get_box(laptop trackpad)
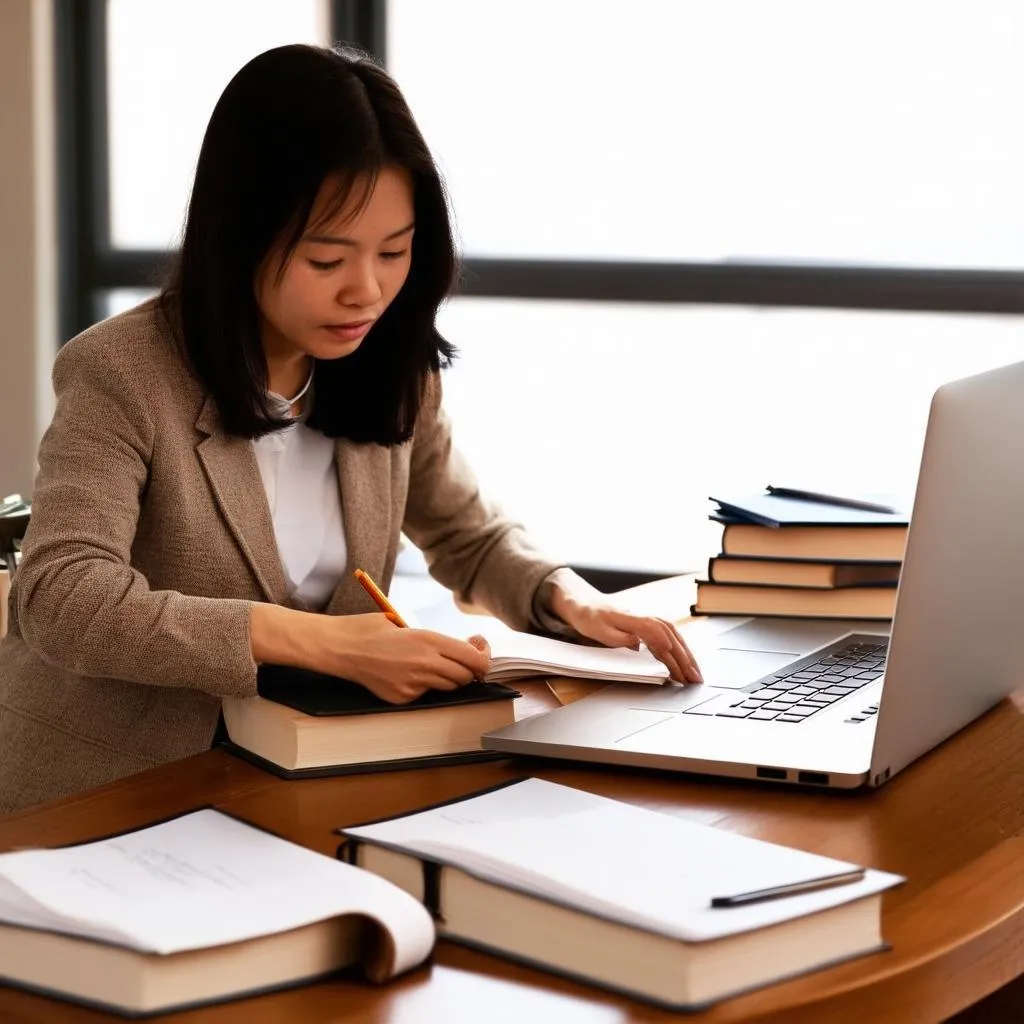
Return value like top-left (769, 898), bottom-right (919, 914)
top-left (692, 648), bottom-right (798, 689)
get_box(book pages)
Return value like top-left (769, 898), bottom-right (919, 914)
top-left (0, 809), bottom-right (434, 972)
top-left (415, 605), bottom-right (670, 683)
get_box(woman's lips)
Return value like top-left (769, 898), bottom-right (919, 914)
top-left (323, 320), bottom-right (373, 342)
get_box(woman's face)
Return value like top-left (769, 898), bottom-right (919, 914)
top-left (256, 165), bottom-right (415, 364)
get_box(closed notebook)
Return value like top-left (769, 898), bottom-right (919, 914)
top-left (710, 492), bottom-right (909, 529)
top-left (337, 778), bottom-right (903, 1011)
top-left (221, 666), bottom-right (518, 778)
top-left (692, 581), bottom-right (898, 619)
top-left (707, 555), bottom-right (902, 589)
top-left (0, 808), bottom-right (434, 1017)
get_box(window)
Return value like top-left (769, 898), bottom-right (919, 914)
top-left (59, 1), bottom-right (1024, 580)
top-left (388, 0), bottom-right (1024, 269)
top-left (107, 0), bottom-right (329, 249)
top-left (438, 299), bottom-right (1023, 570)
top-left (57, 0), bottom-right (334, 331)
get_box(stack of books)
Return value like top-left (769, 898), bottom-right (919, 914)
top-left (692, 487), bottom-right (909, 620)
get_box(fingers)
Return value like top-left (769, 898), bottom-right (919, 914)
top-left (387, 671), bottom-right (465, 699)
top-left (430, 631), bottom-right (492, 679)
top-left (467, 634), bottom-right (491, 658)
top-left (610, 613), bottom-right (703, 684)
top-left (419, 674), bottom-right (464, 691)
top-left (376, 683), bottom-right (430, 704)
top-left (432, 659), bottom-right (479, 686)
top-left (575, 609), bottom-right (638, 649)
top-left (567, 607), bottom-right (701, 683)
top-left (648, 618), bottom-right (703, 684)
top-left (348, 623), bottom-right (489, 703)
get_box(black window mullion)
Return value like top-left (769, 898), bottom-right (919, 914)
top-left (330, 0), bottom-right (386, 62)
top-left (92, 248), bottom-right (1024, 316)
top-left (55, 0), bottom-right (112, 341)
top-left (460, 258), bottom-right (1024, 314)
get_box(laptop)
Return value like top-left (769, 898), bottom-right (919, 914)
top-left (483, 359), bottom-right (1024, 789)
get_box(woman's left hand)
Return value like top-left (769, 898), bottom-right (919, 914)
top-left (544, 569), bottom-right (703, 684)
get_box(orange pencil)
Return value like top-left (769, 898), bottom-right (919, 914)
top-left (354, 568), bottom-right (409, 628)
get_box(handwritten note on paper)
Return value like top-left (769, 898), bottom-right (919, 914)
top-left (0, 809), bottom-right (435, 966)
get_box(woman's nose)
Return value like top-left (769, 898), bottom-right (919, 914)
top-left (336, 261), bottom-right (382, 307)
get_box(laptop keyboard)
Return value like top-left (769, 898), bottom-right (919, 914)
top-left (688, 637), bottom-right (888, 724)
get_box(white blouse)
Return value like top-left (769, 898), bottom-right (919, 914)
top-left (251, 374), bottom-right (347, 611)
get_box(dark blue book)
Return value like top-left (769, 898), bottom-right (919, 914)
top-left (710, 492), bottom-right (909, 530)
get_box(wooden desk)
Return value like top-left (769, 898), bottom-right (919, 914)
top-left (0, 679), bottom-right (1023, 1023)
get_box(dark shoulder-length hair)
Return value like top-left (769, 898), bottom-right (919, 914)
top-left (160, 44), bottom-right (458, 444)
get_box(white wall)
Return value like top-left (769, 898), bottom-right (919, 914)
top-left (0, 0), bottom-right (57, 498)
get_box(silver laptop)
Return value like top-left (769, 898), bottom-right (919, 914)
top-left (484, 359), bottom-right (1024, 789)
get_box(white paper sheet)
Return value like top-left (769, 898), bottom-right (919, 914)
top-left (0, 809), bottom-right (434, 970)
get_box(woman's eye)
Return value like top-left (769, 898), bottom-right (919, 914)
top-left (380, 249), bottom-right (408, 261)
top-left (308, 258), bottom-right (343, 271)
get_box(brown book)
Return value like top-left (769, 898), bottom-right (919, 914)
top-left (0, 809), bottom-right (435, 1016)
top-left (719, 521), bottom-right (907, 562)
top-left (692, 581), bottom-right (897, 619)
top-left (222, 667), bottom-right (518, 776)
top-left (708, 556), bottom-right (901, 589)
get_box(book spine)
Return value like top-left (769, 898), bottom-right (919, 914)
top-left (713, 504), bottom-right (780, 529)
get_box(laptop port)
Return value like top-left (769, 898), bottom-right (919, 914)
top-left (756, 766), bottom-right (788, 780)
top-left (797, 771), bottom-right (830, 786)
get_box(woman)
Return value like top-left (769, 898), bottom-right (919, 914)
top-left (0, 44), bottom-right (700, 812)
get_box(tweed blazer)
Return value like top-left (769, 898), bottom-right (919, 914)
top-left (0, 301), bottom-right (561, 812)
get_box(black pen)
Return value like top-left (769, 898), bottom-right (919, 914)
top-left (765, 486), bottom-right (898, 515)
top-left (710, 868), bottom-right (866, 908)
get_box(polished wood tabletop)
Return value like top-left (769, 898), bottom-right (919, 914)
top-left (0, 677), bottom-right (1023, 1023)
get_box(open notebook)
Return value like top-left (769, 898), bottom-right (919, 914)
top-left (414, 605), bottom-right (670, 684)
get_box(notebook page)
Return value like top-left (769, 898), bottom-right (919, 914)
top-left (413, 607), bottom-right (669, 683)
top-left (345, 779), bottom-right (902, 942)
top-left (0, 809), bottom-right (434, 967)
top-left (484, 631), bottom-right (669, 682)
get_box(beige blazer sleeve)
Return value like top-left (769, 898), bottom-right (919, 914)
top-left (15, 341), bottom-right (256, 695)
top-left (401, 374), bottom-right (566, 632)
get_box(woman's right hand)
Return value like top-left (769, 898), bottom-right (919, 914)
top-left (314, 613), bottom-right (492, 704)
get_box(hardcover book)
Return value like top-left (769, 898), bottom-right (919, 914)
top-left (715, 518), bottom-right (907, 562)
top-left (221, 666), bottom-right (519, 777)
top-left (0, 809), bottom-right (434, 1017)
top-left (337, 778), bottom-right (903, 1010)
top-left (707, 555), bottom-right (902, 589)
top-left (692, 580), bottom-right (897, 620)
top-left (710, 491), bottom-right (908, 529)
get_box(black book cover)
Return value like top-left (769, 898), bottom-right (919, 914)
top-left (257, 664), bottom-right (519, 717)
